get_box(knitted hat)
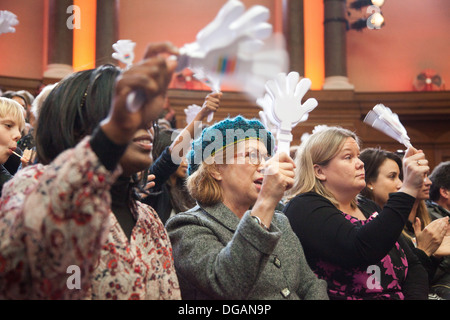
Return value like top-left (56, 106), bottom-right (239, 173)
top-left (187, 115), bottom-right (274, 175)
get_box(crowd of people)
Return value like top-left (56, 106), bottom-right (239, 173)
top-left (0, 41), bottom-right (449, 300)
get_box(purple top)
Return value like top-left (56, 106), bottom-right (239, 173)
top-left (284, 192), bottom-right (429, 300)
top-left (314, 212), bottom-right (407, 300)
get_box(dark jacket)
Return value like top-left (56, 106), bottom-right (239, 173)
top-left (141, 146), bottom-right (179, 224)
top-left (0, 165), bottom-right (13, 198)
top-left (426, 200), bottom-right (450, 299)
top-left (426, 200), bottom-right (450, 220)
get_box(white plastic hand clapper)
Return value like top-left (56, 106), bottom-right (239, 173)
top-left (112, 40), bottom-right (136, 69)
top-left (112, 40), bottom-right (146, 113)
top-left (0, 10), bottom-right (19, 35)
top-left (263, 72), bottom-right (318, 154)
top-left (176, 0), bottom-right (274, 93)
top-left (364, 104), bottom-right (412, 149)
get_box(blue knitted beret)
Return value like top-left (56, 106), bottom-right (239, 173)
top-left (187, 115), bottom-right (274, 175)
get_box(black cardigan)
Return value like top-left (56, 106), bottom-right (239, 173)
top-left (284, 192), bottom-right (429, 299)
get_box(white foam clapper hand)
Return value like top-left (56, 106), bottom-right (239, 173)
top-left (112, 40), bottom-right (145, 113)
top-left (0, 10), bottom-right (19, 35)
top-left (184, 104), bottom-right (214, 125)
top-left (176, 0), bottom-right (273, 92)
top-left (236, 34), bottom-right (289, 100)
top-left (112, 40), bottom-right (136, 69)
top-left (184, 105), bottom-right (201, 124)
top-left (372, 104), bottom-right (412, 148)
top-left (264, 72), bottom-right (318, 154)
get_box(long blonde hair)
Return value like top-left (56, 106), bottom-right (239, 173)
top-left (285, 126), bottom-right (360, 209)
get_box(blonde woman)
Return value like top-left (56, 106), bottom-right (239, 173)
top-left (284, 126), bottom-right (430, 299)
top-left (166, 116), bottom-right (328, 300)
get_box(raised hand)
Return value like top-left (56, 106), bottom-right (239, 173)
top-left (400, 147), bottom-right (430, 198)
top-left (198, 91), bottom-right (222, 122)
top-left (20, 148), bottom-right (35, 167)
top-left (414, 216), bottom-right (449, 256)
top-left (112, 41), bottom-right (179, 113)
top-left (101, 42), bottom-right (178, 146)
top-left (184, 92), bottom-right (222, 124)
top-left (260, 152), bottom-right (295, 197)
top-left (139, 174), bottom-right (156, 198)
top-left (251, 151), bottom-right (295, 228)
top-left (434, 236), bottom-right (450, 257)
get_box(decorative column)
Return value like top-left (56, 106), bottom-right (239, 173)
top-left (95, 0), bottom-right (119, 66)
top-left (283, 0), bottom-right (305, 76)
top-left (322, 0), bottom-right (354, 90)
top-left (44, 0), bottom-right (74, 79)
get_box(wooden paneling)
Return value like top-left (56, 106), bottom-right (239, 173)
top-left (167, 89), bottom-right (450, 170)
top-left (0, 76), bottom-right (43, 96)
top-left (2, 75), bottom-right (449, 169)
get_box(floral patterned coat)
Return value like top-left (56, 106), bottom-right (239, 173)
top-left (0, 137), bottom-right (180, 300)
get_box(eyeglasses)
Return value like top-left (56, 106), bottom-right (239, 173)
top-left (236, 150), bottom-right (271, 166)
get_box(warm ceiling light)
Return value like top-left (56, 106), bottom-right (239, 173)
top-left (368, 12), bottom-right (385, 28)
top-left (371, 0), bottom-right (385, 7)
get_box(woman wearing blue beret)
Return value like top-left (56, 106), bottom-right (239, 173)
top-left (166, 115), bottom-right (328, 300)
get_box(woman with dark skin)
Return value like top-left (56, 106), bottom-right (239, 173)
top-left (0, 42), bottom-right (182, 299)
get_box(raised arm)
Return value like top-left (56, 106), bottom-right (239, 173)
top-left (148, 92), bottom-right (222, 189)
top-left (0, 42), bottom-right (178, 299)
top-left (170, 92), bottom-right (222, 162)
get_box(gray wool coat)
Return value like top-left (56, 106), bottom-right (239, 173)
top-left (166, 202), bottom-right (329, 300)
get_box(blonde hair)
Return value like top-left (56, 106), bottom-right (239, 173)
top-left (187, 162), bottom-right (223, 206)
top-left (0, 97), bottom-right (26, 133)
top-left (187, 143), bottom-right (241, 206)
top-left (285, 126), bottom-right (360, 209)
